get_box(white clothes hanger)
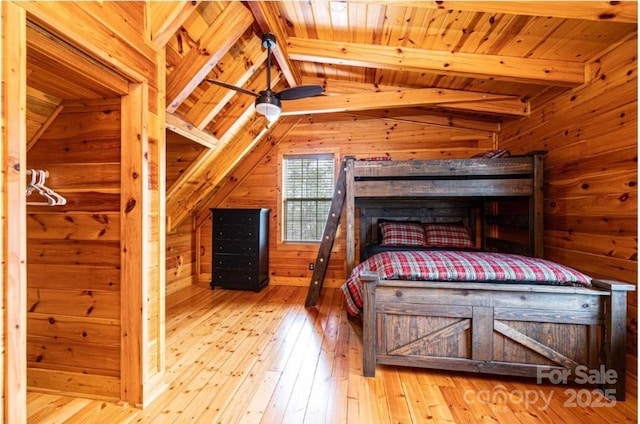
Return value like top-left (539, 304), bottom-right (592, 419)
top-left (26, 169), bottom-right (56, 206)
top-left (26, 169), bottom-right (66, 206)
top-left (36, 170), bottom-right (66, 206)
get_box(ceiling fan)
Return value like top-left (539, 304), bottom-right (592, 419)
top-left (205, 33), bottom-right (324, 123)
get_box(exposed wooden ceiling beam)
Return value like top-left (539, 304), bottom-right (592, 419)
top-left (287, 37), bottom-right (586, 86)
top-left (281, 88), bottom-right (529, 117)
top-left (380, 1), bottom-right (637, 23)
top-left (149, 1), bottom-right (201, 48)
top-left (300, 77), bottom-right (517, 119)
top-left (166, 2), bottom-right (253, 113)
top-left (299, 77), bottom-right (515, 126)
top-left (299, 77), bottom-right (506, 132)
top-left (185, 34), bottom-right (266, 129)
top-left (443, 99), bottom-right (530, 116)
top-left (166, 113), bottom-right (220, 149)
top-left (247, 1), bottom-right (301, 87)
top-left (300, 77), bottom-right (393, 95)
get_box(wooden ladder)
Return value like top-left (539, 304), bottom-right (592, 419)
top-left (305, 157), bottom-right (350, 307)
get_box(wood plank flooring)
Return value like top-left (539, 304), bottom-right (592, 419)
top-left (27, 283), bottom-right (638, 423)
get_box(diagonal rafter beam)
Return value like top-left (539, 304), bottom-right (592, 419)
top-left (166, 2), bottom-right (254, 113)
top-left (149, 1), bottom-right (201, 48)
top-left (247, 1), bottom-right (301, 87)
top-left (167, 110), bottom-right (291, 231)
top-left (193, 117), bottom-right (301, 229)
top-left (287, 37), bottom-right (586, 86)
top-left (281, 88), bottom-right (529, 117)
top-left (166, 113), bottom-right (220, 150)
top-left (185, 34), bottom-right (266, 129)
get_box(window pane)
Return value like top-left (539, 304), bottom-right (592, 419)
top-left (283, 155), bottom-right (334, 242)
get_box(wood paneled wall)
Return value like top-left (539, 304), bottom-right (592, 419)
top-left (500, 37), bottom-right (637, 355)
top-left (199, 115), bottom-right (495, 286)
top-left (166, 131), bottom-right (206, 190)
top-left (26, 100), bottom-right (123, 399)
top-left (166, 220), bottom-right (197, 296)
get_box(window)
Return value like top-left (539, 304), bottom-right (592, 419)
top-left (282, 155), bottom-right (334, 242)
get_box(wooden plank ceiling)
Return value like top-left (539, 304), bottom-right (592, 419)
top-left (25, 1), bottom-right (638, 230)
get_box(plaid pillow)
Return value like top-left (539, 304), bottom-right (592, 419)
top-left (379, 222), bottom-right (426, 246)
top-left (424, 224), bottom-right (474, 248)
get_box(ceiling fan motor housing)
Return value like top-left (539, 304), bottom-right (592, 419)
top-left (255, 90), bottom-right (282, 122)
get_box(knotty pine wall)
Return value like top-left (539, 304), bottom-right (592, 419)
top-left (26, 99), bottom-right (122, 399)
top-left (198, 117), bottom-right (495, 287)
top-left (167, 220), bottom-right (198, 296)
top-left (500, 38), bottom-right (637, 357)
top-left (166, 131), bottom-right (206, 189)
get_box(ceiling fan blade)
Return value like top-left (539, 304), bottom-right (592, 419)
top-left (205, 79), bottom-right (258, 97)
top-left (276, 85), bottom-right (324, 101)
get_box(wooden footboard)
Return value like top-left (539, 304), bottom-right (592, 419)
top-left (361, 272), bottom-right (634, 400)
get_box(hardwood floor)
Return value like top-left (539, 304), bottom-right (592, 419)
top-left (27, 283), bottom-right (638, 423)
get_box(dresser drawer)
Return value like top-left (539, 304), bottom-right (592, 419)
top-left (214, 239), bottom-right (259, 255)
top-left (213, 224), bottom-right (258, 240)
top-left (214, 254), bottom-right (258, 270)
top-left (212, 209), bottom-right (260, 225)
top-left (213, 269), bottom-right (261, 288)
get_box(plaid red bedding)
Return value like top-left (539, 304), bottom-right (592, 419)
top-left (340, 250), bottom-right (592, 317)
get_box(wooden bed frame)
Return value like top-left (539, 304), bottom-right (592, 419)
top-left (344, 154), bottom-right (634, 400)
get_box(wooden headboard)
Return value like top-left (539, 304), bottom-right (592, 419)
top-left (356, 198), bottom-right (481, 260)
top-left (344, 153), bottom-right (545, 272)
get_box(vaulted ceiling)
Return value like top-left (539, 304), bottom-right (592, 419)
top-left (158, 1), bottom-right (636, 229)
top-left (164, 1), bottom-right (637, 128)
top-left (25, 1), bottom-right (638, 230)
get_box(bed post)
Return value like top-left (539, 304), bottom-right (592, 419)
top-left (346, 157), bottom-right (356, 273)
top-left (362, 271), bottom-right (378, 377)
top-left (592, 279), bottom-right (635, 400)
top-left (531, 152), bottom-right (544, 258)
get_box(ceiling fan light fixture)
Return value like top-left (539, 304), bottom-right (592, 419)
top-left (255, 91), bottom-right (282, 123)
top-left (206, 33), bottom-right (322, 123)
